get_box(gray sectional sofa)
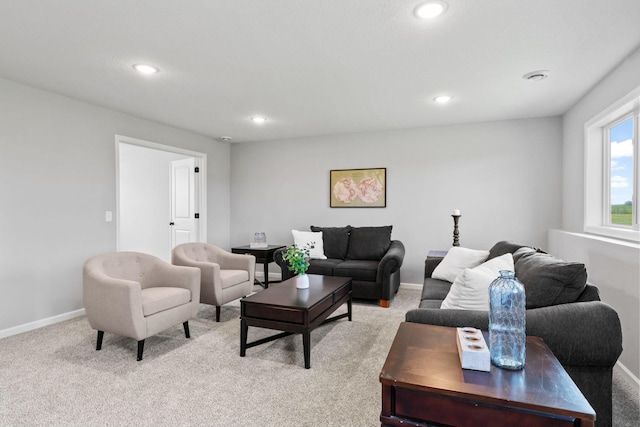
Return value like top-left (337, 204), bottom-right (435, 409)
top-left (405, 241), bottom-right (623, 427)
top-left (274, 225), bottom-right (405, 307)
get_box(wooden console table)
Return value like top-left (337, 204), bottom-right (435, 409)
top-left (380, 322), bottom-right (595, 427)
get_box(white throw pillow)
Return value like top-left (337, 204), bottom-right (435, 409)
top-left (440, 253), bottom-right (515, 310)
top-left (431, 247), bottom-right (490, 283)
top-left (291, 230), bottom-right (327, 259)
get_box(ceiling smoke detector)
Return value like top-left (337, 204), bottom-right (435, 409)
top-left (219, 136), bottom-right (232, 142)
top-left (523, 70), bottom-right (550, 81)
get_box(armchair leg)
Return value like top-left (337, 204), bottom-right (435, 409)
top-left (183, 321), bottom-right (190, 338)
top-left (96, 330), bottom-right (104, 351)
top-left (137, 340), bottom-right (145, 361)
top-left (380, 299), bottom-right (390, 308)
top-left (216, 306), bottom-right (221, 322)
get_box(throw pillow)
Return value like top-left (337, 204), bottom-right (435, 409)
top-left (431, 247), bottom-right (490, 283)
top-left (487, 241), bottom-right (526, 260)
top-left (440, 253), bottom-right (514, 310)
top-left (310, 225), bottom-right (351, 259)
top-left (291, 230), bottom-right (327, 260)
top-left (345, 226), bottom-right (392, 261)
top-left (514, 248), bottom-right (587, 308)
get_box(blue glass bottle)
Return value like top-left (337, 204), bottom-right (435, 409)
top-left (489, 270), bottom-right (526, 370)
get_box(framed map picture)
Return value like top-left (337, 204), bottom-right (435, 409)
top-left (330, 168), bottom-right (386, 208)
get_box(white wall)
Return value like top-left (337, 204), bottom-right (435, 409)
top-left (554, 46), bottom-right (640, 381)
top-left (118, 143), bottom-right (190, 261)
top-left (230, 116), bottom-right (563, 285)
top-left (0, 78), bottom-right (230, 333)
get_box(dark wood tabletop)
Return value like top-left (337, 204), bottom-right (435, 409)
top-left (240, 274), bottom-right (352, 369)
top-left (380, 322), bottom-right (595, 427)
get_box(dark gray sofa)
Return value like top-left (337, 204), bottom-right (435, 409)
top-left (405, 241), bottom-right (623, 427)
top-left (274, 225), bottom-right (405, 307)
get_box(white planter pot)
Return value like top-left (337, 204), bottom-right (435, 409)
top-left (296, 273), bottom-right (309, 289)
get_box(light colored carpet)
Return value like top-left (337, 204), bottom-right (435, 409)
top-left (1, 286), bottom-right (637, 426)
top-left (0, 287), bottom-right (414, 426)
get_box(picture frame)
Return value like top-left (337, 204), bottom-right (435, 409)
top-left (330, 168), bottom-right (386, 208)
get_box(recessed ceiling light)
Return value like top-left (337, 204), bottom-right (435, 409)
top-left (523, 70), bottom-right (550, 81)
top-left (434, 95), bottom-right (452, 104)
top-left (251, 116), bottom-right (267, 124)
top-left (133, 64), bottom-right (159, 75)
top-left (414, 1), bottom-right (448, 19)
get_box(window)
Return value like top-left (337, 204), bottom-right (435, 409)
top-left (606, 115), bottom-right (635, 226)
top-left (585, 87), bottom-right (640, 242)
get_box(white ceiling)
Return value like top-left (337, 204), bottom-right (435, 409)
top-left (1, 0), bottom-right (639, 143)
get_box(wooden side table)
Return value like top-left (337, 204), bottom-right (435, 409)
top-left (380, 322), bottom-right (595, 427)
top-left (231, 244), bottom-right (285, 288)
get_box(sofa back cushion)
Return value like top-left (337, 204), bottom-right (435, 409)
top-left (514, 247), bottom-right (588, 308)
top-left (310, 225), bottom-right (351, 259)
top-left (487, 241), bottom-right (528, 260)
top-left (346, 226), bottom-right (392, 261)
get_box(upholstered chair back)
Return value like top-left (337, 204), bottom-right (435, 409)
top-left (89, 252), bottom-right (163, 289)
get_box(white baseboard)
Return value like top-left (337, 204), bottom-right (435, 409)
top-left (399, 282), bottom-right (422, 290)
top-left (615, 361), bottom-right (640, 392)
top-left (0, 308), bottom-right (86, 339)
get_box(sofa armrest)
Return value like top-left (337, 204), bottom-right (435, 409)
top-left (377, 240), bottom-right (405, 281)
top-left (405, 308), bottom-right (489, 330)
top-left (82, 269), bottom-right (146, 339)
top-left (526, 301), bottom-right (622, 367)
top-left (406, 301), bottom-right (623, 369)
top-left (424, 251), bottom-right (446, 279)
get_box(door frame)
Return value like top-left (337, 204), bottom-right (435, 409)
top-left (115, 134), bottom-right (207, 252)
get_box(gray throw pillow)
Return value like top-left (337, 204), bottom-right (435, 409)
top-left (310, 225), bottom-right (351, 259)
top-left (514, 248), bottom-right (587, 309)
top-left (488, 241), bottom-right (527, 260)
top-left (346, 226), bottom-right (392, 261)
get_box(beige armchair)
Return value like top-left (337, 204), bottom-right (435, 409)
top-left (83, 252), bottom-right (200, 361)
top-left (172, 242), bottom-right (256, 322)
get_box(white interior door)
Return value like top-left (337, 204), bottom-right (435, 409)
top-left (171, 157), bottom-right (199, 248)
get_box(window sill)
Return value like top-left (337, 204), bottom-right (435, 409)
top-left (584, 225), bottom-right (640, 244)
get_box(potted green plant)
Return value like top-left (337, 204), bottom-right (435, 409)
top-left (282, 243), bottom-right (313, 289)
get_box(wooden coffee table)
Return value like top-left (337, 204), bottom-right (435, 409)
top-left (380, 322), bottom-right (596, 427)
top-left (240, 274), bottom-right (352, 369)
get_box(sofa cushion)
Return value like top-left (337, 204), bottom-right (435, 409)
top-left (488, 241), bottom-right (527, 260)
top-left (333, 260), bottom-right (379, 282)
top-left (514, 248), bottom-right (588, 308)
top-left (421, 277), bottom-right (453, 302)
top-left (292, 230), bottom-right (327, 259)
top-left (431, 247), bottom-right (490, 283)
top-left (310, 225), bottom-right (351, 259)
top-left (141, 287), bottom-right (191, 316)
top-left (220, 269), bottom-right (250, 289)
top-left (346, 226), bottom-right (392, 261)
top-left (307, 258), bottom-right (343, 276)
top-left (440, 253), bottom-right (514, 311)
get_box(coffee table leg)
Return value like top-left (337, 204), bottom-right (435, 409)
top-left (348, 297), bottom-right (352, 321)
top-left (240, 319), bottom-right (248, 357)
top-left (303, 330), bottom-right (311, 369)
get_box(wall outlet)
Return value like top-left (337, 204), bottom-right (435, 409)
top-left (105, 211), bottom-right (113, 222)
